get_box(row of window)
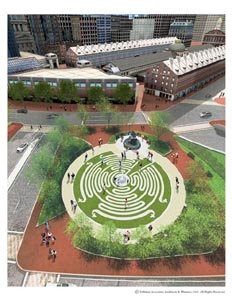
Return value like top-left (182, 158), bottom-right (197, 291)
top-left (9, 80), bottom-right (134, 88)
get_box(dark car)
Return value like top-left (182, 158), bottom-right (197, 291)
top-left (200, 111), bottom-right (212, 118)
top-left (17, 109), bottom-right (28, 113)
top-left (47, 113), bottom-right (59, 119)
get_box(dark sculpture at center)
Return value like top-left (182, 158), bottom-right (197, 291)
top-left (123, 131), bottom-right (141, 150)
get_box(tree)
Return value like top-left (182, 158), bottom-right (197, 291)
top-left (77, 104), bottom-right (89, 125)
top-left (149, 111), bottom-right (170, 140)
top-left (8, 81), bottom-right (29, 102)
top-left (54, 116), bottom-right (70, 134)
top-left (95, 97), bottom-right (117, 127)
top-left (45, 130), bottom-right (62, 152)
top-left (87, 86), bottom-right (104, 104)
top-left (57, 80), bottom-right (78, 105)
top-left (114, 83), bottom-right (133, 105)
top-left (131, 225), bottom-right (152, 243)
top-left (25, 146), bottom-right (54, 185)
top-left (34, 81), bottom-right (52, 104)
top-left (186, 160), bottom-right (209, 193)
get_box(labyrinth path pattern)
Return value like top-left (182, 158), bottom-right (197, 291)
top-left (74, 151), bottom-right (171, 229)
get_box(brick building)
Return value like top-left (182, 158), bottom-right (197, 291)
top-left (144, 45), bottom-right (225, 100)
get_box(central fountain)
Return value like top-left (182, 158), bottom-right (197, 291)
top-left (123, 131), bottom-right (141, 150)
top-left (115, 174), bottom-right (129, 186)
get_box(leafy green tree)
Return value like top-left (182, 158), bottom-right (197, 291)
top-left (25, 146), bottom-right (54, 185)
top-left (54, 116), bottom-right (70, 134)
top-left (8, 81), bottom-right (29, 102)
top-left (131, 225), bottom-right (152, 243)
top-left (44, 130), bottom-right (62, 152)
top-left (149, 111), bottom-right (170, 140)
top-left (87, 86), bottom-right (104, 104)
top-left (34, 82), bottom-right (52, 104)
top-left (95, 97), bottom-right (117, 126)
top-left (77, 104), bottom-right (89, 125)
top-left (57, 80), bottom-right (78, 105)
top-left (114, 83), bottom-right (133, 105)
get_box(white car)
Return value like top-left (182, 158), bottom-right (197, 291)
top-left (17, 142), bottom-right (29, 153)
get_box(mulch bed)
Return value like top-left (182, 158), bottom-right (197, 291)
top-left (8, 123), bottom-right (23, 141)
top-left (16, 124), bottom-right (225, 276)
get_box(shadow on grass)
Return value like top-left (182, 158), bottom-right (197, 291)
top-left (106, 257), bottom-right (131, 271)
top-left (136, 258), bottom-right (159, 271)
top-left (204, 247), bottom-right (225, 266)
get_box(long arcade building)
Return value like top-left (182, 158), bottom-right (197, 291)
top-left (8, 67), bottom-right (137, 102)
top-left (144, 45), bottom-right (225, 101)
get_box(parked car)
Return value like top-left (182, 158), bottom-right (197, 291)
top-left (47, 113), bottom-right (59, 119)
top-left (17, 109), bottom-right (28, 113)
top-left (17, 142), bottom-right (29, 153)
top-left (200, 111), bottom-right (212, 118)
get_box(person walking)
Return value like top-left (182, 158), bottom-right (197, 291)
top-left (67, 172), bottom-right (70, 182)
top-left (125, 198), bottom-right (128, 209)
top-left (52, 250), bottom-right (57, 262)
top-left (45, 220), bottom-right (50, 231)
top-left (70, 199), bottom-right (74, 212)
top-left (84, 153), bottom-right (88, 163)
top-left (73, 200), bottom-right (77, 213)
top-left (71, 173), bottom-right (75, 182)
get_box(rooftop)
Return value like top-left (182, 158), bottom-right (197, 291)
top-left (69, 37), bottom-right (177, 56)
top-left (164, 45), bottom-right (225, 76)
top-left (8, 67), bottom-right (134, 80)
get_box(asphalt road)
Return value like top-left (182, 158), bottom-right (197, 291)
top-left (8, 111), bottom-right (147, 126)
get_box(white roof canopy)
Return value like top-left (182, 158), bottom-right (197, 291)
top-left (164, 45), bottom-right (225, 75)
top-left (71, 37), bottom-right (177, 56)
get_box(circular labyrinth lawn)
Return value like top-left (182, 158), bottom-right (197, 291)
top-left (73, 151), bottom-right (171, 229)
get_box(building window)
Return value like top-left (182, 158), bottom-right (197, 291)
top-left (161, 82), bottom-right (164, 85)
top-left (171, 83), bottom-right (174, 87)
top-left (48, 82), bottom-right (57, 87)
top-left (172, 78), bottom-right (175, 82)
top-left (75, 83), bottom-right (86, 88)
top-left (154, 80), bottom-right (157, 83)
top-left (9, 80), bottom-right (18, 84)
top-left (167, 71), bottom-right (170, 75)
top-left (128, 83), bottom-right (133, 87)
top-left (166, 82), bottom-right (168, 86)
top-left (106, 82), bottom-right (118, 88)
top-left (162, 76), bottom-right (165, 79)
top-left (23, 80), bottom-right (31, 86)
top-left (155, 74), bottom-right (158, 78)
top-left (90, 83), bottom-right (102, 87)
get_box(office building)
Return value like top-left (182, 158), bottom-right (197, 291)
top-left (168, 20), bottom-right (194, 47)
top-left (8, 15), bottom-right (20, 58)
top-left (111, 15), bottom-right (133, 42)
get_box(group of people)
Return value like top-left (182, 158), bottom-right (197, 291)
top-left (67, 172), bottom-right (75, 183)
top-left (171, 152), bottom-right (179, 164)
top-left (41, 220), bottom-right (57, 262)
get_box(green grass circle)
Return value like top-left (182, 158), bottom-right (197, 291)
top-left (74, 151), bottom-right (171, 229)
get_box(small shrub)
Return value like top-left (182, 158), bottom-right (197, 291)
top-left (206, 171), bottom-right (213, 178)
top-left (187, 152), bottom-right (195, 159)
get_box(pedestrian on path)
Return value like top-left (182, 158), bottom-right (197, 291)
top-left (52, 250), bottom-right (57, 261)
top-left (39, 124), bottom-right (42, 130)
top-left (100, 156), bottom-right (104, 166)
top-left (73, 200), bottom-right (77, 213)
top-left (84, 153), bottom-right (88, 163)
top-left (45, 220), bottom-right (50, 231)
top-left (30, 125), bottom-right (33, 130)
top-left (91, 145), bottom-right (94, 155)
top-left (125, 198), bottom-right (128, 209)
top-left (70, 199), bottom-right (74, 212)
top-left (51, 236), bottom-right (56, 244)
top-left (71, 173), bottom-right (75, 182)
top-left (67, 172), bottom-right (70, 183)
top-left (176, 181), bottom-right (180, 192)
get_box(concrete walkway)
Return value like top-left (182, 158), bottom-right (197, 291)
top-left (171, 122), bottom-right (213, 134)
top-left (61, 140), bottom-right (186, 239)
